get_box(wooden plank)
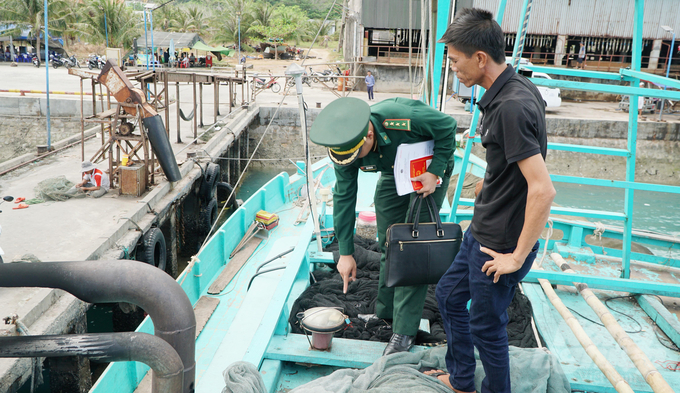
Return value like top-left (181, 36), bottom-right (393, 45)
top-left (207, 237), bottom-right (262, 294)
top-left (194, 296), bottom-right (220, 338)
top-left (264, 334), bottom-right (428, 369)
top-left (96, 108), bottom-right (118, 119)
top-left (636, 294), bottom-right (680, 349)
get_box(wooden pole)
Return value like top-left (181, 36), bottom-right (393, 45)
top-left (550, 253), bottom-right (674, 393)
top-left (199, 82), bottom-right (204, 128)
top-left (80, 78), bottom-right (84, 161)
top-left (193, 73), bottom-right (197, 140)
top-left (164, 71), bottom-right (170, 136)
top-left (176, 82), bottom-right (182, 143)
top-left (534, 264), bottom-right (634, 393)
top-left (229, 80), bottom-right (233, 113)
top-left (213, 77), bottom-right (218, 123)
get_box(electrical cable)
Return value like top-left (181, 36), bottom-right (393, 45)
top-left (255, 247), bottom-right (295, 275)
top-left (565, 295), bottom-right (643, 334)
top-left (247, 266), bottom-right (286, 291)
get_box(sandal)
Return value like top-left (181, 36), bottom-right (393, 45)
top-left (418, 366), bottom-right (449, 378)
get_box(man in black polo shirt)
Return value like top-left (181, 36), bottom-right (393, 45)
top-left (430, 8), bottom-right (556, 393)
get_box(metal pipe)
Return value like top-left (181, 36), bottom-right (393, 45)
top-left (0, 260), bottom-right (196, 393)
top-left (0, 333), bottom-right (183, 393)
top-left (44, 0), bottom-right (51, 150)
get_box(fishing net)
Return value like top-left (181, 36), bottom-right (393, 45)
top-left (34, 176), bottom-right (86, 201)
top-left (289, 236), bottom-right (539, 348)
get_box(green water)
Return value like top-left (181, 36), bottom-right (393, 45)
top-left (235, 167), bottom-right (297, 200)
top-left (553, 183), bottom-right (680, 237)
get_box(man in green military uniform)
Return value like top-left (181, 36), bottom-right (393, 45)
top-left (310, 97), bottom-right (456, 355)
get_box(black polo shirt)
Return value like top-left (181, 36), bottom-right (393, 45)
top-left (470, 64), bottom-right (547, 250)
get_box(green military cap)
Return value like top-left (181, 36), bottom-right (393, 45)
top-left (310, 97), bottom-right (370, 166)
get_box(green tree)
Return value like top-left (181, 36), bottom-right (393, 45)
top-left (250, 4), bottom-right (308, 47)
top-left (212, 0), bottom-right (252, 48)
top-left (81, 0), bottom-right (139, 48)
top-left (248, 1), bottom-right (274, 38)
top-left (0, 0), bottom-right (70, 59)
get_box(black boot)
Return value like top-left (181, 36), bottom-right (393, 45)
top-left (383, 333), bottom-right (415, 356)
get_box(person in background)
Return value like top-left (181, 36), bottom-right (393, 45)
top-left (577, 42), bottom-right (586, 69)
top-left (164, 49), bottom-right (169, 65)
top-left (365, 70), bottom-right (375, 101)
top-left (433, 8), bottom-right (555, 393)
top-left (73, 161), bottom-right (110, 198)
top-left (638, 81), bottom-right (647, 121)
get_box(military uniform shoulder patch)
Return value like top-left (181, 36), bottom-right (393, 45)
top-left (382, 119), bottom-right (411, 131)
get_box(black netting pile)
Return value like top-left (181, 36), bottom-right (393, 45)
top-left (288, 236), bottom-right (539, 348)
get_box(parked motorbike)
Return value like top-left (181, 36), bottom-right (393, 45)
top-left (253, 73), bottom-right (281, 93)
top-left (308, 67), bottom-right (334, 84)
top-left (32, 53), bottom-right (40, 67)
top-left (0, 196), bottom-right (14, 264)
top-left (286, 71), bottom-right (312, 88)
top-left (87, 55), bottom-right (105, 70)
top-left (50, 53), bottom-right (69, 69)
top-left (67, 55), bottom-right (81, 69)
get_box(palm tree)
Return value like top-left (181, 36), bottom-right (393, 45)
top-left (0, 0), bottom-right (69, 60)
top-left (185, 6), bottom-right (208, 35)
top-left (81, 0), bottom-right (140, 48)
top-left (249, 1), bottom-right (274, 35)
top-left (212, 0), bottom-right (251, 47)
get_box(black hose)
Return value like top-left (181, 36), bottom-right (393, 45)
top-left (254, 247), bottom-right (295, 275)
top-left (0, 332), bottom-right (183, 393)
top-left (0, 260), bottom-right (196, 393)
top-left (247, 266), bottom-right (287, 291)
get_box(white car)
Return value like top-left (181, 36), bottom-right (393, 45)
top-left (531, 72), bottom-right (562, 108)
top-left (506, 57), bottom-right (562, 108)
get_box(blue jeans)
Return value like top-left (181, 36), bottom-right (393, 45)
top-left (435, 233), bottom-right (538, 393)
top-left (367, 85), bottom-right (374, 100)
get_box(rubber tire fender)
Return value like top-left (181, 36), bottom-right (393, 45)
top-left (216, 182), bottom-right (238, 211)
top-left (199, 163), bottom-right (220, 202)
top-left (138, 227), bottom-right (167, 272)
top-left (199, 198), bottom-right (218, 236)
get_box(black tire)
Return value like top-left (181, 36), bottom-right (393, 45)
top-left (216, 182), bottom-right (238, 211)
top-left (199, 163), bottom-right (220, 202)
top-left (271, 82), bottom-right (281, 93)
top-left (88, 63), bottom-right (93, 70)
top-left (199, 198), bottom-right (218, 236)
top-left (65, 62), bottom-right (71, 69)
top-left (312, 77), bottom-right (319, 83)
top-left (52, 62), bottom-right (58, 69)
top-left (138, 227), bottom-right (167, 272)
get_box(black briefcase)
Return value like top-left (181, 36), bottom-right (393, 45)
top-left (384, 194), bottom-right (462, 287)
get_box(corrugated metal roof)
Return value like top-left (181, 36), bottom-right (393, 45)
top-left (362, 0), bottom-right (430, 29)
top-left (134, 32), bottom-right (204, 49)
top-left (473, 0), bottom-right (680, 39)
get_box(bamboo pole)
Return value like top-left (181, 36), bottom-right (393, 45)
top-left (533, 263), bottom-right (633, 392)
top-left (550, 253), bottom-right (674, 393)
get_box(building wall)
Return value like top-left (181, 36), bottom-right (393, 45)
top-left (474, 0), bottom-right (680, 40)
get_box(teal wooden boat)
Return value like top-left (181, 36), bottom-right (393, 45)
top-left (89, 0), bottom-right (680, 392)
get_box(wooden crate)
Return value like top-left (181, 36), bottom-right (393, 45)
top-left (120, 165), bottom-right (147, 196)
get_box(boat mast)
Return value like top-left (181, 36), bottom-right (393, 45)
top-left (408, 0), bottom-right (413, 98)
top-left (285, 63), bottom-right (324, 252)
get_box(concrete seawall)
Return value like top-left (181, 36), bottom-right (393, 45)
top-left (0, 97), bottom-right (100, 162)
top-left (251, 106), bottom-right (680, 186)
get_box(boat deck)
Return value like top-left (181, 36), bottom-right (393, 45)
top-left (91, 160), bottom-right (680, 393)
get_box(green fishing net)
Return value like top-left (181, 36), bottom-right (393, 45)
top-left (34, 176), bottom-right (86, 201)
